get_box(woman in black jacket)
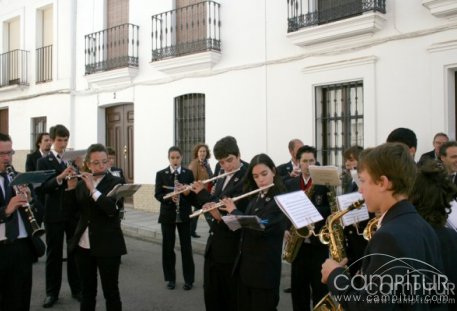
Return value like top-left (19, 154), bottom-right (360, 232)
top-left (66, 143), bottom-right (126, 311)
top-left (221, 153), bottom-right (287, 311)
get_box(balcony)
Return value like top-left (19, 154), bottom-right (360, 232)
top-left (0, 49), bottom-right (29, 89)
top-left (287, 0), bottom-right (386, 47)
top-left (36, 45), bottom-right (52, 83)
top-left (151, 1), bottom-right (221, 74)
top-left (84, 23), bottom-right (139, 88)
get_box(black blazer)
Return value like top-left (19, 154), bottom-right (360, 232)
top-left (154, 167), bottom-right (195, 223)
top-left (110, 167), bottom-right (125, 184)
top-left (37, 153), bottom-right (79, 223)
top-left (285, 176), bottom-right (331, 245)
top-left (418, 150), bottom-right (437, 167)
top-left (233, 193), bottom-right (287, 289)
top-left (25, 150), bottom-right (42, 172)
top-left (195, 165), bottom-right (248, 264)
top-left (66, 173), bottom-right (126, 257)
top-left (435, 227), bottom-right (457, 310)
top-left (277, 161), bottom-right (294, 182)
top-left (328, 200), bottom-right (446, 310)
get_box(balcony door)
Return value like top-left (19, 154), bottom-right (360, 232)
top-left (5, 17), bottom-right (20, 85)
top-left (176, 0), bottom-right (206, 53)
top-left (106, 0), bottom-right (129, 69)
top-left (106, 104), bottom-right (134, 183)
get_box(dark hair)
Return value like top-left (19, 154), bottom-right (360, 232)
top-left (410, 162), bottom-right (457, 227)
top-left (49, 124), bottom-right (70, 140)
top-left (296, 145), bottom-right (317, 162)
top-left (35, 132), bottom-right (50, 150)
top-left (439, 141), bottom-right (457, 157)
top-left (343, 146), bottom-right (364, 161)
top-left (106, 146), bottom-right (116, 156)
top-left (386, 127), bottom-right (417, 149)
top-left (288, 139), bottom-right (303, 152)
top-left (243, 153), bottom-right (286, 196)
top-left (168, 146), bottom-right (182, 156)
top-left (213, 136), bottom-right (240, 160)
top-left (433, 132), bottom-right (448, 142)
top-left (192, 143), bottom-right (211, 160)
top-left (0, 133), bottom-right (12, 142)
top-left (358, 143), bottom-right (417, 197)
top-left (84, 144), bottom-right (107, 162)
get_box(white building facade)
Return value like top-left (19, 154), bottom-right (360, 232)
top-left (0, 0), bottom-right (456, 209)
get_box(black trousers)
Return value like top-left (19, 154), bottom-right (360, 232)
top-left (0, 239), bottom-right (34, 311)
top-left (160, 221), bottom-right (194, 284)
top-left (45, 220), bottom-right (81, 297)
top-left (291, 243), bottom-right (329, 311)
top-left (204, 257), bottom-right (238, 311)
top-left (75, 247), bottom-right (122, 311)
top-left (237, 277), bottom-right (279, 311)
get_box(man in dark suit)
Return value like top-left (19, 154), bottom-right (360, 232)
top-left (65, 144), bottom-right (126, 311)
top-left (154, 146), bottom-right (195, 291)
top-left (25, 132), bottom-right (52, 172)
top-left (285, 145), bottom-right (331, 311)
top-left (191, 136), bottom-right (248, 311)
top-left (322, 143), bottom-right (446, 310)
top-left (106, 147), bottom-right (125, 184)
top-left (277, 138), bottom-right (303, 182)
top-left (37, 124), bottom-right (81, 308)
top-left (440, 141), bottom-right (457, 186)
top-left (418, 132), bottom-right (448, 166)
top-left (0, 133), bottom-right (44, 310)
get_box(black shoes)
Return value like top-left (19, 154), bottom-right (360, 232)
top-left (191, 233), bottom-right (200, 238)
top-left (167, 281), bottom-right (176, 290)
top-left (183, 283), bottom-right (193, 290)
top-left (42, 296), bottom-right (58, 308)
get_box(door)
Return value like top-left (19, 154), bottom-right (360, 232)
top-left (0, 109), bottom-right (8, 134)
top-left (106, 104), bottom-right (134, 183)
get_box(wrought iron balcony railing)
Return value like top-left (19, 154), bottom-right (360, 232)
top-left (151, 1), bottom-right (221, 62)
top-left (36, 45), bottom-right (52, 83)
top-left (0, 49), bottom-right (29, 88)
top-left (85, 23), bottom-right (139, 75)
top-left (287, 0), bottom-right (386, 32)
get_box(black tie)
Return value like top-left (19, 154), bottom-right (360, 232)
top-left (1, 172), bottom-right (19, 241)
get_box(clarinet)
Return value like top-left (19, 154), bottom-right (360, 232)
top-left (5, 165), bottom-right (45, 237)
top-left (173, 168), bottom-right (183, 223)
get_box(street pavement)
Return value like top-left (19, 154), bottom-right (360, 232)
top-left (29, 207), bottom-right (293, 310)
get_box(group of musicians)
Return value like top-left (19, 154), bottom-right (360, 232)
top-left (1, 126), bottom-right (457, 311)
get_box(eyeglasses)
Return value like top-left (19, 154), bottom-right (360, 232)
top-left (89, 159), bottom-right (109, 166)
top-left (0, 150), bottom-right (15, 157)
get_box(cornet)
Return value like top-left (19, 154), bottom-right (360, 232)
top-left (189, 184), bottom-right (274, 218)
top-left (163, 168), bottom-right (241, 199)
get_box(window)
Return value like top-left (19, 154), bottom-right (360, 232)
top-left (175, 93), bottom-right (205, 166)
top-left (31, 117), bottom-right (47, 151)
top-left (315, 81), bottom-right (363, 167)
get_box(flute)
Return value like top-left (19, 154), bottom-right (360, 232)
top-left (189, 183), bottom-right (274, 218)
top-left (163, 167), bottom-right (241, 199)
top-left (65, 172), bottom-right (106, 180)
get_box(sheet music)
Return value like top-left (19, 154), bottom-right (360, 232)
top-left (309, 165), bottom-right (341, 186)
top-left (336, 192), bottom-right (369, 227)
top-left (274, 190), bottom-right (323, 229)
top-left (447, 200), bottom-right (457, 232)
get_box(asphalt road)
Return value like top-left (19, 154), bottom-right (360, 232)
top-left (29, 236), bottom-right (293, 311)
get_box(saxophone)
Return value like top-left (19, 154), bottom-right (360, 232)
top-left (282, 185), bottom-right (315, 263)
top-left (313, 198), bottom-right (365, 311)
top-left (363, 216), bottom-right (380, 240)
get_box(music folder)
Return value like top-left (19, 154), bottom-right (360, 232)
top-left (221, 215), bottom-right (265, 231)
top-left (61, 149), bottom-right (87, 162)
top-left (10, 170), bottom-right (56, 186)
top-left (107, 184), bottom-right (142, 200)
top-left (309, 165), bottom-right (341, 186)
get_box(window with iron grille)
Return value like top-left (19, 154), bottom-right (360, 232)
top-left (175, 93), bottom-right (205, 166)
top-left (30, 116), bottom-right (47, 151)
top-left (315, 81), bottom-right (363, 167)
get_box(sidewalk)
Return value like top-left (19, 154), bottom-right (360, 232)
top-left (121, 207), bottom-right (291, 276)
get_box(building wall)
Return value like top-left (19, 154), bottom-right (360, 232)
top-left (1, 0), bottom-right (457, 209)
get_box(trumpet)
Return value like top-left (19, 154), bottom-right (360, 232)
top-left (5, 165), bottom-right (45, 238)
top-left (65, 172), bottom-right (106, 180)
top-left (163, 168), bottom-right (241, 200)
top-left (189, 184), bottom-right (274, 218)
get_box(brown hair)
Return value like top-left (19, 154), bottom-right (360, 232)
top-left (192, 143), bottom-right (211, 160)
top-left (358, 143), bottom-right (416, 197)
